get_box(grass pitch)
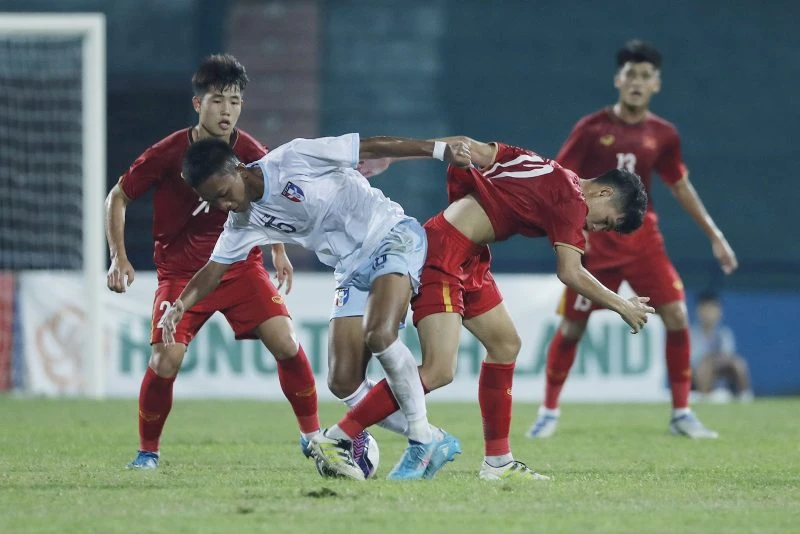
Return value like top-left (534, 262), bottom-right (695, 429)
top-left (1, 398), bottom-right (799, 533)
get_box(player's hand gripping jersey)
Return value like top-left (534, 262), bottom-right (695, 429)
top-left (447, 142), bottom-right (588, 252)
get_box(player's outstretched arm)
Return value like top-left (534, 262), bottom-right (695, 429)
top-left (669, 177), bottom-right (738, 274)
top-left (105, 183), bottom-right (136, 293)
top-left (359, 136), bottom-right (471, 167)
top-left (555, 245), bottom-right (655, 333)
top-left (161, 260), bottom-right (230, 344)
top-left (355, 136), bottom-right (492, 178)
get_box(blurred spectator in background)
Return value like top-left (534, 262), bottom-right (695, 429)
top-left (691, 291), bottom-right (753, 403)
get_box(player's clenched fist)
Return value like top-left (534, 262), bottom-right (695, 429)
top-left (107, 256), bottom-right (135, 293)
top-left (445, 141), bottom-right (472, 167)
top-left (619, 296), bottom-right (655, 334)
top-left (161, 299), bottom-right (186, 345)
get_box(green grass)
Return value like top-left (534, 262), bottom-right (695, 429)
top-left (1, 398), bottom-right (799, 533)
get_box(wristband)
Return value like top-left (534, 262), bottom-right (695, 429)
top-left (432, 141), bottom-right (447, 161)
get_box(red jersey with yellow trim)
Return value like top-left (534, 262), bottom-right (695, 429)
top-left (447, 143), bottom-right (587, 253)
top-left (557, 107), bottom-right (687, 269)
top-left (119, 128), bottom-right (267, 280)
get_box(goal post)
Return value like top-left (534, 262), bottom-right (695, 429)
top-left (0, 13), bottom-right (106, 398)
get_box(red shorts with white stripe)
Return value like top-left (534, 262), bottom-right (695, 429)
top-left (411, 213), bottom-right (503, 325)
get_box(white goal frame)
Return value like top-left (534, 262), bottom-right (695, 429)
top-left (0, 13), bottom-right (106, 398)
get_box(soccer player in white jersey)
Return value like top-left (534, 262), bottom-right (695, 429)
top-left (160, 134), bottom-right (471, 481)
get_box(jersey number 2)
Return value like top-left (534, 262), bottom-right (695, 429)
top-left (156, 300), bottom-right (172, 329)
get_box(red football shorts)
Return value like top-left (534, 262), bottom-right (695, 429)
top-left (558, 243), bottom-right (684, 321)
top-left (412, 213), bottom-right (503, 325)
top-left (150, 262), bottom-right (289, 345)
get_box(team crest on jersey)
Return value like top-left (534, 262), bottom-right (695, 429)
top-left (281, 182), bottom-right (305, 202)
top-left (599, 134), bottom-right (615, 146)
top-left (642, 136), bottom-right (657, 150)
top-left (334, 287), bottom-right (350, 307)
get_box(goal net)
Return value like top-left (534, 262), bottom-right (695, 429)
top-left (0, 13), bottom-right (106, 397)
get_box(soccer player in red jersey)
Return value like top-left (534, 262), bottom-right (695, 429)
top-left (104, 54), bottom-right (320, 469)
top-left (318, 137), bottom-right (654, 480)
top-left (527, 40), bottom-right (738, 440)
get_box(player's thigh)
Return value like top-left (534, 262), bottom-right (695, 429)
top-left (416, 312), bottom-right (463, 390)
top-left (218, 264), bottom-right (292, 342)
top-left (253, 316), bottom-right (298, 360)
top-left (328, 316), bottom-right (372, 398)
top-left (463, 301), bottom-right (521, 365)
top-left (150, 279), bottom-right (212, 346)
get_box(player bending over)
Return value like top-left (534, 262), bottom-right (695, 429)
top-left (315, 136), bottom-right (654, 481)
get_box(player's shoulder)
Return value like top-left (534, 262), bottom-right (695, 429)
top-left (232, 128), bottom-right (269, 161)
top-left (573, 108), bottom-right (613, 130)
top-left (645, 112), bottom-right (680, 137)
top-left (145, 128), bottom-right (192, 158)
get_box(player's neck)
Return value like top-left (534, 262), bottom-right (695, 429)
top-left (243, 165), bottom-right (265, 202)
top-left (612, 102), bottom-right (648, 125)
top-left (192, 124), bottom-right (233, 144)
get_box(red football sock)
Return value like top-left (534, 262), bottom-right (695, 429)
top-left (666, 329), bottom-right (691, 409)
top-left (479, 361), bottom-right (515, 456)
top-left (138, 367), bottom-right (176, 452)
top-left (276, 347), bottom-right (320, 434)
top-left (543, 330), bottom-right (579, 410)
top-left (338, 379), bottom-right (401, 439)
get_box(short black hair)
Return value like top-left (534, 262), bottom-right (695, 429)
top-left (192, 53), bottom-right (249, 96)
top-left (616, 39), bottom-right (662, 70)
top-left (697, 290), bottom-right (721, 305)
top-left (182, 138), bottom-right (239, 189)
top-left (592, 168), bottom-right (648, 234)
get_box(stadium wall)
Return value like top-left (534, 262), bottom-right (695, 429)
top-left (11, 272), bottom-right (799, 399)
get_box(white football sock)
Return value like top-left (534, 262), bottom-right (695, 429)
top-left (485, 453), bottom-right (513, 468)
top-left (673, 407), bottom-right (691, 418)
top-left (375, 338), bottom-right (432, 443)
top-left (301, 430), bottom-right (319, 440)
top-left (343, 380), bottom-right (409, 437)
top-left (325, 425), bottom-right (351, 442)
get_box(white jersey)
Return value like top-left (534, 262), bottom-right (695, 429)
top-left (210, 133), bottom-right (410, 284)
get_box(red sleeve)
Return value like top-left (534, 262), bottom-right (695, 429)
top-left (548, 199), bottom-right (587, 253)
top-left (546, 174), bottom-right (587, 253)
top-left (555, 118), bottom-right (589, 173)
top-left (655, 127), bottom-right (688, 185)
top-left (118, 144), bottom-right (169, 200)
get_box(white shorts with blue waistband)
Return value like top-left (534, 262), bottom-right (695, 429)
top-left (329, 219), bottom-right (426, 323)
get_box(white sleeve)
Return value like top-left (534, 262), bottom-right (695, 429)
top-left (282, 133), bottom-right (360, 175)
top-left (210, 224), bottom-right (266, 264)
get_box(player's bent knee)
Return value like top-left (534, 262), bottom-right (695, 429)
top-left (327, 372), bottom-right (362, 399)
top-left (268, 336), bottom-right (300, 361)
top-left (658, 301), bottom-right (689, 330)
top-left (419, 364), bottom-right (454, 391)
top-left (149, 344), bottom-right (185, 377)
top-left (363, 327), bottom-right (398, 354)
top-left (560, 319), bottom-right (587, 340)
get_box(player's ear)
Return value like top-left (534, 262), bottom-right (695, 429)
top-left (652, 71), bottom-right (662, 94)
top-left (599, 185), bottom-right (615, 198)
top-left (192, 95), bottom-right (201, 113)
